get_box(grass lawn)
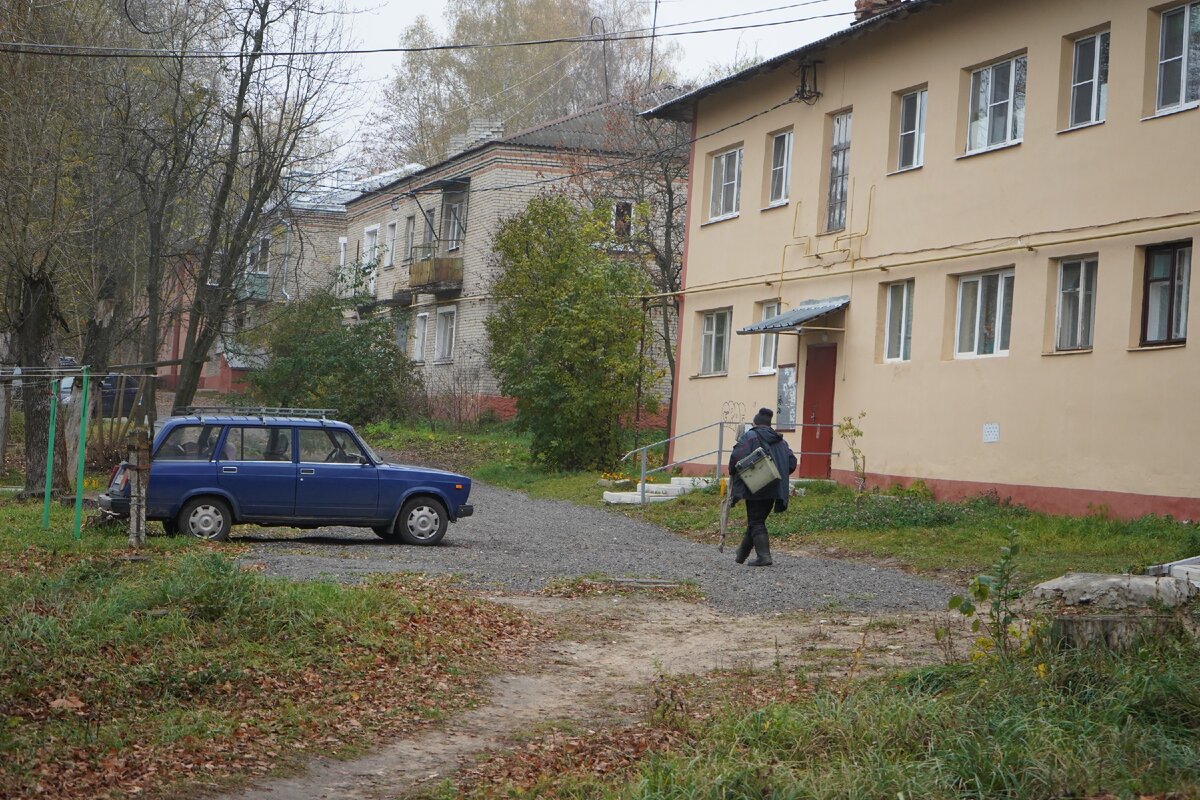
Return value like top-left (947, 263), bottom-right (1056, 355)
top-left (365, 422), bottom-right (1200, 587)
top-left (434, 633), bottom-right (1200, 799)
top-left (0, 502), bottom-right (540, 800)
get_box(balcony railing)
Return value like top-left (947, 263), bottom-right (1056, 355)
top-left (409, 249), bottom-right (463, 295)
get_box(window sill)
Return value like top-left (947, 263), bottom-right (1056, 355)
top-left (952, 352), bottom-right (1010, 360)
top-left (957, 140), bottom-right (1022, 160)
top-left (881, 357), bottom-right (912, 364)
top-left (1041, 348), bottom-right (1092, 356)
top-left (690, 372), bottom-right (728, 380)
top-left (886, 164), bottom-right (923, 177)
top-left (412, 360), bottom-right (425, 365)
top-left (433, 359), bottom-right (455, 365)
top-left (1128, 342), bottom-right (1186, 352)
top-left (383, 264), bottom-right (395, 271)
top-left (761, 200), bottom-right (789, 212)
top-left (1057, 120), bottom-right (1104, 135)
top-left (1142, 102), bottom-right (1199, 121)
top-left (818, 227), bottom-right (846, 238)
top-left (749, 370), bottom-right (777, 377)
top-left (701, 213), bottom-right (740, 227)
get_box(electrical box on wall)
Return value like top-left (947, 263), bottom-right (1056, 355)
top-left (982, 423), bottom-right (1000, 444)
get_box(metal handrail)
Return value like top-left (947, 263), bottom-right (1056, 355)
top-left (620, 419), bottom-right (843, 504)
top-left (621, 420), bottom-right (737, 505)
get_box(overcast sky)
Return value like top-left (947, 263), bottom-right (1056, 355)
top-left (337, 0), bottom-right (858, 151)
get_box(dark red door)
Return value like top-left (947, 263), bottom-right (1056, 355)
top-left (798, 344), bottom-right (837, 478)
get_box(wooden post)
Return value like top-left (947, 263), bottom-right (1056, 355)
top-left (127, 429), bottom-right (150, 547)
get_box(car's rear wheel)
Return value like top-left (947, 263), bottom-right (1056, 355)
top-left (179, 497), bottom-right (232, 542)
top-left (397, 497), bottom-right (448, 546)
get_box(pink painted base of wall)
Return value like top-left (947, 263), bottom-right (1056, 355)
top-left (673, 462), bottom-right (1200, 520)
top-left (832, 469), bottom-right (1200, 521)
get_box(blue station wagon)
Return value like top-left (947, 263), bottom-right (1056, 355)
top-left (99, 413), bottom-right (473, 544)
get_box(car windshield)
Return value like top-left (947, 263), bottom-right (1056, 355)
top-left (357, 435), bottom-right (382, 464)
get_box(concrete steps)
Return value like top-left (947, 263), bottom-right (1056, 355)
top-left (602, 476), bottom-right (715, 505)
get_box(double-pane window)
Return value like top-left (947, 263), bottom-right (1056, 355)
top-left (155, 425), bottom-right (221, 460)
top-left (222, 427), bottom-right (292, 462)
top-left (759, 302), bottom-right (780, 372)
top-left (956, 269), bottom-right (1015, 357)
top-left (1158, 3), bottom-right (1200, 111)
top-left (897, 90), bottom-right (927, 170)
top-left (435, 306), bottom-right (456, 361)
top-left (768, 132), bottom-right (792, 205)
top-left (1143, 242), bottom-right (1192, 345)
top-left (709, 148), bottom-right (742, 219)
top-left (1071, 32), bottom-right (1110, 127)
top-left (385, 222), bottom-right (397, 267)
top-left (444, 198), bottom-right (465, 252)
top-left (412, 312), bottom-right (427, 362)
top-left (885, 280), bottom-right (915, 361)
top-left (826, 111), bottom-right (852, 231)
top-left (364, 226), bottom-right (379, 264)
top-left (968, 55), bottom-right (1027, 152)
top-left (613, 201), bottom-right (633, 238)
top-left (404, 215), bottom-right (416, 261)
top-left (700, 310), bottom-right (730, 375)
top-left (1056, 258), bottom-right (1098, 350)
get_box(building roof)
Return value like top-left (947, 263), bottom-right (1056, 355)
top-left (642, 0), bottom-right (944, 122)
top-left (288, 164), bottom-right (424, 213)
top-left (361, 86), bottom-right (684, 203)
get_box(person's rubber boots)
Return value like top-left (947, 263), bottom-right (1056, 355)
top-left (748, 532), bottom-right (773, 567)
top-left (735, 530), bottom-right (754, 564)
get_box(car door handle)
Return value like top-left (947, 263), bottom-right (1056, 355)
top-left (300, 468), bottom-right (315, 475)
top-left (222, 466), bottom-right (238, 474)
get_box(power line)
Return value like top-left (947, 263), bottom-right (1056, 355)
top-left (0, 9), bottom-right (855, 60)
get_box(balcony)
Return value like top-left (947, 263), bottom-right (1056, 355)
top-left (409, 245), bottom-right (463, 296)
top-left (238, 271), bottom-right (270, 301)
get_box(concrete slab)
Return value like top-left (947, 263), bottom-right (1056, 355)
top-left (1029, 572), bottom-right (1198, 611)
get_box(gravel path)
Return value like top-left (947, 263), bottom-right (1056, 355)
top-left (240, 482), bottom-right (951, 615)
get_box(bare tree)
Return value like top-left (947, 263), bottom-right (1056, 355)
top-left (170, 0), bottom-right (352, 408)
top-left (367, 0), bottom-right (678, 165)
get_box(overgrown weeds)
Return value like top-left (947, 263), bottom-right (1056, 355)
top-left (0, 502), bottom-right (542, 799)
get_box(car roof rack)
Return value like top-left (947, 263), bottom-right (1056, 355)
top-left (173, 406), bottom-right (338, 421)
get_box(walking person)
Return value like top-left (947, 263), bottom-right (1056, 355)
top-left (729, 408), bottom-right (797, 567)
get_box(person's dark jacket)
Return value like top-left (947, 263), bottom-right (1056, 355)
top-left (728, 425), bottom-right (798, 510)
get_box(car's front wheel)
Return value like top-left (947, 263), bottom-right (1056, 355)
top-left (397, 497), bottom-right (448, 546)
top-left (178, 497), bottom-right (232, 542)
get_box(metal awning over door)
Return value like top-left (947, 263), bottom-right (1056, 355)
top-left (737, 295), bottom-right (849, 334)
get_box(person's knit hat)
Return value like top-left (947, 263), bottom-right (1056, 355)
top-left (753, 407), bottom-right (773, 426)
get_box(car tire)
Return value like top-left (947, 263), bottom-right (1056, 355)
top-left (178, 497), bottom-right (232, 542)
top-left (396, 497), bottom-right (448, 546)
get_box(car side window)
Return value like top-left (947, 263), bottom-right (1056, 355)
top-left (155, 425), bottom-right (221, 460)
top-left (221, 426), bottom-right (293, 462)
top-left (297, 428), bottom-right (367, 464)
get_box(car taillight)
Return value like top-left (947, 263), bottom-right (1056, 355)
top-left (108, 464), bottom-right (120, 483)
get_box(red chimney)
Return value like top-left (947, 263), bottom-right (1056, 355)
top-left (854, 0), bottom-right (901, 22)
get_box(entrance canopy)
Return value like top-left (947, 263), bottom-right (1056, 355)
top-left (737, 295), bottom-right (849, 334)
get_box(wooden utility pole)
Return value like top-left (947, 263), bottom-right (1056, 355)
top-left (127, 430), bottom-right (150, 547)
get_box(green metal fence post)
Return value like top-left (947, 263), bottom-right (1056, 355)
top-left (72, 367), bottom-right (90, 541)
top-left (42, 379), bottom-right (59, 529)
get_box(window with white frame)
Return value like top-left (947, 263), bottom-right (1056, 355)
top-left (364, 225), bottom-right (379, 265)
top-left (758, 301), bottom-right (780, 372)
top-left (708, 147), bottom-right (742, 220)
top-left (768, 131), bottom-right (792, 205)
top-left (404, 215), bottom-right (416, 261)
top-left (897, 89), bottom-right (927, 170)
top-left (337, 237), bottom-right (348, 297)
top-left (1142, 242), bottom-right (1191, 345)
top-left (1158, 2), bottom-right (1200, 112)
top-left (247, 236), bottom-right (270, 274)
top-left (435, 306), bottom-right (457, 361)
top-left (955, 269), bottom-right (1015, 357)
top-left (699, 309), bottom-right (731, 375)
top-left (1056, 257), bottom-right (1097, 350)
top-left (885, 279), bottom-right (915, 361)
top-left (1070, 32), bottom-right (1109, 127)
top-left (385, 221), bottom-right (397, 267)
top-left (411, 312), bottom-right (428, 362)
top-left (967, 55), bottom-right (1027, 152)
top-left (826, 110), bottom-right (852, 231)
top-left (443, 196), bottom-right (465, 252)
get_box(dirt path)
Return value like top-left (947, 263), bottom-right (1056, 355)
top-left (221, 592), bottom-right (956, 800)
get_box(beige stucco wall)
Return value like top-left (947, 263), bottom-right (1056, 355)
top-left (672, 0), bottom-right (1200, 509)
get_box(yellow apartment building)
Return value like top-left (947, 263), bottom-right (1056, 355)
top-left (646, 0), bottom-right (1200, 518)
